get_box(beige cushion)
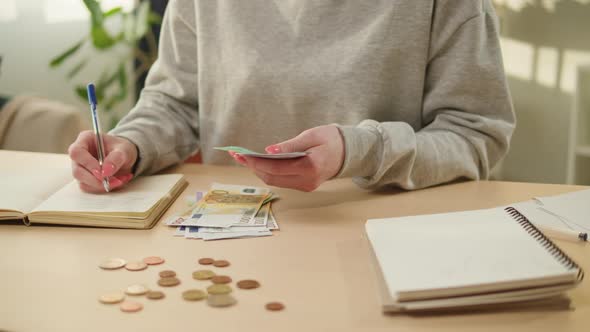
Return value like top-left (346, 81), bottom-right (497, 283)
top-left (0, 95), bottom-right (88, 153)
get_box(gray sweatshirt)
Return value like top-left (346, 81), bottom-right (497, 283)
top-left (111, 0), bottom-right (515, 190)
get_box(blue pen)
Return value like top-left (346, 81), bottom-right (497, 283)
top-left (86, 83), bottom-right (111, 192)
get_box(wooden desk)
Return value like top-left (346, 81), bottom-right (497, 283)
top-left (1, 151), bottom-right (588, 331)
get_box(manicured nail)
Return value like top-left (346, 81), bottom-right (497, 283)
top-left (233, 154), bottom-right (246, 164)
top-left (109, 177), bottom-right (124, 188)
top-left (92, 169), bottom-right (103, 180)
top-left (120, 173), bottom-right (134, 183)
top-left (102, 163), bottom-right (116, 177)
top-left (265, 145), bottom-right (281, 154)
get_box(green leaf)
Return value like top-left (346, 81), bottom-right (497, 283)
top-left (134, 1), bottom-right (151, 39)
top-left (148, 12), bottom-right (163, 25)
top-left (123, 13), bottom-right (136, 43)
top-left (91, 26), bottom-right (116, 49)
top-left (49, 40), bottom-right (84, 67)
top-left (109, 115), bottom-right (120, 130)
top-left (82, 0), bottom-right (103, 26)
top-left (66, 58), bottom-right (88, 79)
top-left (75, 85), bottom-right (88, 101)
top-left (104, 6), bottom-right (122, 18)
top-left (116, 63), bottom-right (128, 101)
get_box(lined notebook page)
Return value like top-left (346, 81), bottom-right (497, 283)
top-left (31, 174), bottom-right (183, 214)
top-left (366, 208), bottom-right (575, 299)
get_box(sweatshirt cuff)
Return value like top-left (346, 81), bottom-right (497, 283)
top-left (109, 128), bottom-right (155, 176)
top-left (335, 123), bottom-right (381, 179)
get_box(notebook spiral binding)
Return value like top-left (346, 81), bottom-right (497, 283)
top-left (505, 207), bottom-right (584, 282)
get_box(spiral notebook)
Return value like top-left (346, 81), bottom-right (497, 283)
top-left (366, 207), bottom-right (584, 312)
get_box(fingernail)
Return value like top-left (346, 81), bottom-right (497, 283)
top-left (91, 169), bottom-right (103, 180)
top-left (265, 145), bottom-right (281, 154)
top-left (109, 177), bottom-right (123, 188)
top-left (233, 154), bottom-right (246, 164)
top-left (120, 173), bottom-right (134, 183)
top-left (102, 163), bottom-right (116, 177)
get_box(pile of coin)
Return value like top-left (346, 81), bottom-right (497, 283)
top-left (98, 256), bottom-right (285, 313)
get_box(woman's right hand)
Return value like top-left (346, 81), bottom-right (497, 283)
top-left (68, 131), bottom-right (138, 193)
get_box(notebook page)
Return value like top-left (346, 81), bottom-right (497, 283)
top-left (366, 208), bottom-right (574, 299)
top-left (534, 189), bottom-right (590, 232)
top-left (31, 174), bottom-right (183, 214)
top-left (0, 171), bottom-right (72, 215)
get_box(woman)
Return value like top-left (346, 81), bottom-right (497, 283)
top-left (68, 0), bottom-right (515, 192)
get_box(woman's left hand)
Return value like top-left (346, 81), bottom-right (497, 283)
top-left (230, 125), bottom-right (345, 192)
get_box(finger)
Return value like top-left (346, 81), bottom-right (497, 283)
top-left (68, 132), bottom-right (100, 173)
top-left (242, 155), bottom-right (311, 176)
top-left (231, 153), bottom-right (247, 165)
top-left (254, 170), bottom-right (319, 192)
top-left (78, 182), bottom-right (105, 194)
top-left (108, 173), bottom-right (133, 190)
top-left (72, 161), bottom-right (104, 191)
top-left (102, 148), bottom-right (130, 177)
top-left (265, 129), bottom-right (321, 154)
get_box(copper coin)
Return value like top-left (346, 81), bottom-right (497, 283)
top-left (198, 258), bottom-right (214, 265)
top-left (98, 258), bottom-right (127, 270)
top-left (146, 291), bottom-right (165, 300)
top-left (212, 260), bottom-right (230, 268)
top-left (265, 302), bottom-right (285, 311)
top-left (237, 279), bottom-right (260, 290)
top-left (143, 256), bottom-right (165, 265)
top-left (192, 270), bottom-right (215, 280)
top-left (158, 277), bottom-right (181, 287)
top-left (211, 275), bottom-right (232, 284)
top-left (125, 261), bottom-right (148, 271)
top-left (120, 301), bottom-right (143, 313)
top-left (159, 270), bottom-right (176, 278)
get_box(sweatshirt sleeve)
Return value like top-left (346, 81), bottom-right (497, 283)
top-left (336, 1), bottom-right (516, 190)
top-left (109, 0), bottom-right (199, 175)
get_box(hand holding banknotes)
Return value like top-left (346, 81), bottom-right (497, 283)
top-left (230, 125), bottom-right (345, 192)
top-left (68, 131), bottom-right (137, 193)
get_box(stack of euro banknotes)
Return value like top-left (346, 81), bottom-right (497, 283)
top-left (165, 183), bottom-right (279, 241)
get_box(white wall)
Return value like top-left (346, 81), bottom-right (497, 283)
top-left (494, 0), bottom-right (590, 184)
top-left (0, 0), bottom-right (136, 130)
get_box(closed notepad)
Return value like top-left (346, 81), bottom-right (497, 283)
top-left (365, 207), bottom-right (583, 311)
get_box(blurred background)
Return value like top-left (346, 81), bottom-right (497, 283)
top-left (0, 0), bottom-right (589, 185)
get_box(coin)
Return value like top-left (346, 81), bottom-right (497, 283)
top-left (192, 270), bottom-right (215, 280)
top-left (182, 289), bottom-right (208, 301)
top-left (207, 294), bottom-right (237, 308)
top-left (120, 301), bottom-right (143, 313)
top-left (98, 258), bottom-right (126, 270)
top-left (158, 277), bottom-right (181, 287)
top-left (98, 292), bottom-right (125, 304)
top-left (143, 256), bottom-right (165, 265)
top-left (237, 279), bottom-right (260, 289)
top-left (159, 270), bottom-right (176, 278)
top-left (198, 258), bottom-right (214, 265)
top-left (125, 261), bottom-right (148, 271)
top-left (207, 284), bottom-right (232, 295)
top-left (265, 302), bottom-right (285, 311)
top-left (211, 275), bottom-right (232, 284)
top-left (146, 291), bottom-right (165, 300)
top-left (212, 260), bottom-right (230, 268)
top-left (125, 284), bottom-right (149, 296)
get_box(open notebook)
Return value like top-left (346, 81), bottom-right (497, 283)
top-left (366, 207), bottom-right (584, 312)
top-left (0, 152), bottom-right (187, 229)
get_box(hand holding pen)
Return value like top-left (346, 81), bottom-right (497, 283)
top-left (66, 83), bottom-right (138, 193)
